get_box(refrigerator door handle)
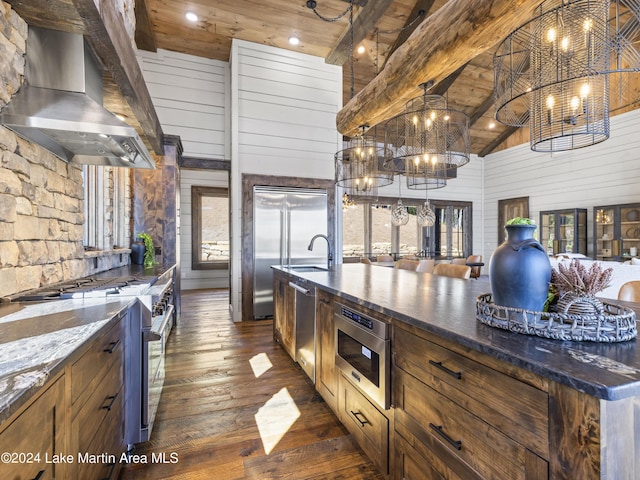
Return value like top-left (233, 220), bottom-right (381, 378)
top-left (280, 209), bottom-right (286, 265)
top-left (286, 209), bottom-right (292, 265)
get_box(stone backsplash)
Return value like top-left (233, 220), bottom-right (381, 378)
top-left (0, 3), bottom-right (131, 297)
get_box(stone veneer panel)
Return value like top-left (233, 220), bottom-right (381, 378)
top-left (0, 3), bottom-right (132, 297)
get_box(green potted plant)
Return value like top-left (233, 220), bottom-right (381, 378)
top-left (136, 232), bottom-right (156, 268)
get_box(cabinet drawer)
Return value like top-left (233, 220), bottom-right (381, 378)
top-left (394, 327), bottom-right (549, 459)
top-left (338, 374), bottom-right (388, 474)
top-left (0, 377), bottom-right (65, 480)
top-left (72, 356), bottom-right (123, 452)
top-left (71, 316), bottom-right (124, 406)
top-left (395, 369), bottom-right (548, 480)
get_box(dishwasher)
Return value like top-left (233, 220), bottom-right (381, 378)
top-left (289, 280), bottom-right (316, 382)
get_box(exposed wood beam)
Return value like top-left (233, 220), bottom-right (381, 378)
top-left (478, 126), bottom-right (519, 157)
top-left (73, 0), bottom-right (164, 154)
top-left (380, 0), bottom-right (434, 71)
top-left (336, 0), bottom-right (543, 136)
top-left (326, 0), bottom-right (395, 66)
top-left (431, 62), bottom-right (468, 96)
top-left (134, 0), bottom-right (157, 52)
top-left (469, 93), bottom-right (496, 127)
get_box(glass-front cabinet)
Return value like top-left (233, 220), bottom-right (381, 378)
top-left (539, 209), bottom-right (587, 256)
top-left (593, 203), bottom-right (640, 261)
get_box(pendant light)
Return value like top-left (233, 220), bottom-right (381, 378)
top-left (390, 175), bottom-right (409, 226)
top-left (494, 0), bottom-right (640, 152)
top-left (383, 81), bottom-right (470, 179)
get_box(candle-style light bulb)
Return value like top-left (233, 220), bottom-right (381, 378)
top-left (583, 18), bottom-right (593, 32)
top-left (547, 27), bottom-right (557, 43)
top-left (580, 83), bottom-right (590, 114)
top-left (546, 95), bottom-right (555, 125)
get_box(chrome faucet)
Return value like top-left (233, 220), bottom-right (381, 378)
top-left (307, 234), bottom-right (333, 270)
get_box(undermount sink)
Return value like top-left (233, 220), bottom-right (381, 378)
top-left (285, 265), bottom-right (328, 272)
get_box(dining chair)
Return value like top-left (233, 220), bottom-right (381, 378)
top-left (451, 258), bottom-right (467, 265)
top-left (360, 257), bottom-right (372, 264)
top-left (466, 255), bottom-right (484, 279)
top-left (403, 255), bottom-right (420, 260)
top-left (416, 259), bottom-right (435, 273)
top-left (377, 255), bottom-right (394, 262)
top-left (618, 281), bottom-right (640, 302)
top-left (433, 263), bottom-right (471, 279)
top-left (394, 259), bottom-right (420, 271)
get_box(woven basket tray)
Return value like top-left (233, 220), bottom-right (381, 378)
top-left (476, 293), bottom-right (637, 342)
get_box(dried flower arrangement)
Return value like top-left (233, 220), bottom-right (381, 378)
top-left (551, 259), bottom-right (613, 297)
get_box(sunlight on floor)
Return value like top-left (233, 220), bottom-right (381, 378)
top-left (254, 387), bottom-right (301, 454)
top-left (249, 352), bottom-right (273, 378)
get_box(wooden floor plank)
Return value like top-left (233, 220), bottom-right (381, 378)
top-left (119, 289), bottom-right (383, 480)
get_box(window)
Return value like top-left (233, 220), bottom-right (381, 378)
top-left (191, 186), bottom-right (229, 270)
top-left (341, 198), bottom-right (472, 260)
top-left (83, 166), bottom-right (129, 250)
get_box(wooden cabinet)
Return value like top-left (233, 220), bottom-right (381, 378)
top-left (273, 271), bottom-right (295, 359)
top-left (0, 376), bottom-right (65, 480)
top-left (338, 373), bottom-right (389, 476)
top-left (315, 289), bottom-right (337, 411)
top-left (68, 313), bottom-right (127, 480)
top-left (393, 324), bottom-right (549, 480)
top-left (539, 208), bottom-right (587, 256)
top-left (593, 202), bottom-right (640, 260)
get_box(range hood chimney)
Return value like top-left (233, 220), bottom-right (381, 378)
top-left (0, 26), bottom-right (155, 169)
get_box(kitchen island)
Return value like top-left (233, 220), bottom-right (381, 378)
top-left (273, 263), bottom-right (640, 479)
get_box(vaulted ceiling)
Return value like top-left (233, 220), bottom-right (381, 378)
top-left (7, 0), bottom-right (640, 157)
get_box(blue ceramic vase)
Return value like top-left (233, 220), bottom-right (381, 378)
top-left (131, 241), bottom-right (145, 265)
top-left (490, 224), bottom-right (551, 311)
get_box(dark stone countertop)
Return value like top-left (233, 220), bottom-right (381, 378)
top-left (0, 263), bottom-right (176, 424)
top-left (274, 264), bottom-right (640, 401)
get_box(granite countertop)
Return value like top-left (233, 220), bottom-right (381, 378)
top-left (0, 263), bottom-right (176, 424)
top-left (0, 298), bottom-right (135, 424)
top-left (273, 264), bottom-right (640, 401)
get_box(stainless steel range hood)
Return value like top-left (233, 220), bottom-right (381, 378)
top-left (0, 26), bottom-right (155, 169)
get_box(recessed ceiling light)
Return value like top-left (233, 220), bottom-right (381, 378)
top-left (114, 113), bottom-right (127, 122)
top-left (357, 45), bottom-right (365, 54)
top-left (289, 36), bottom-right (300, 46)
top-left (489, 121), bottom-right (496, 129)
top-left (185, 12), bottom-right (198, 22)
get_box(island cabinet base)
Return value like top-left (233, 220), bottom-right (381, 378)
top-left (338, 373), bottom-right (390, 476)
top-left (392, 322), bottom-right (550, 480)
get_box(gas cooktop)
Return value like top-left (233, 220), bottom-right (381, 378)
top-left (3, 276), bottom-right (153, 302)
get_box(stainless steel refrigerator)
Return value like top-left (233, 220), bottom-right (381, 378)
top-left (253, 186), bottom-right (328, 319)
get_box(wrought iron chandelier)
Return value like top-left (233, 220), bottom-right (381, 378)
top-left (494, 0), bottom-right (640, 152)
top-left (335, 125), bottom-right (393, 200)
top-left (383, 82), bottom-right (470, 183)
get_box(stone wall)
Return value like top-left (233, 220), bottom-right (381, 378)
top-left (0, 3), bottom-right (131, 297)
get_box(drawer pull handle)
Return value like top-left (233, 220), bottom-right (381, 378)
top-left (429, 360), bottom-right (462, 379)
top-left (429, 423), bottom-right (462, 451)
top-left (319, 298), bottom-right (331, 304)
top-left (350, 410), bottom-right (369, 427)
top-left (101, 393), bottom-right (119, 411)
top-left (102, 462), bottom-right (117, 480)
top-left (32, 470), bottom-right (46, 480)
top-left (103, 339), bottom-right (121, 354)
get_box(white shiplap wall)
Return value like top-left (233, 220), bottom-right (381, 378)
top-left (229, 39), bottom-right (342, 321)
top-left (137, 49), bottom-right (231, 289)
top-left (180, 169), bottom-right (230, 290)
top-left (137, 49), bottom-right (230, 160)
top-left (484, 108), bottom-right (640, 262)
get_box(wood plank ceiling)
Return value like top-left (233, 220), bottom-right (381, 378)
top-left (137, 0), bottom-right (519, 156)
top-left (8, 0), bottom-right (640, 157)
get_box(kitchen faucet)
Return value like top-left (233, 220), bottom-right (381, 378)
top-left (308, 234), bottom-right (333, 270)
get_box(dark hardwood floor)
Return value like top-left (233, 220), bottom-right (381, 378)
top-left (119, 289), bottom-right (383, 480)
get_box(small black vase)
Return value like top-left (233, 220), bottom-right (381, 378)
top-left (489, 224), bottom-right (551, 311)
top-left (131, 241), bottom-right (145, 265)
